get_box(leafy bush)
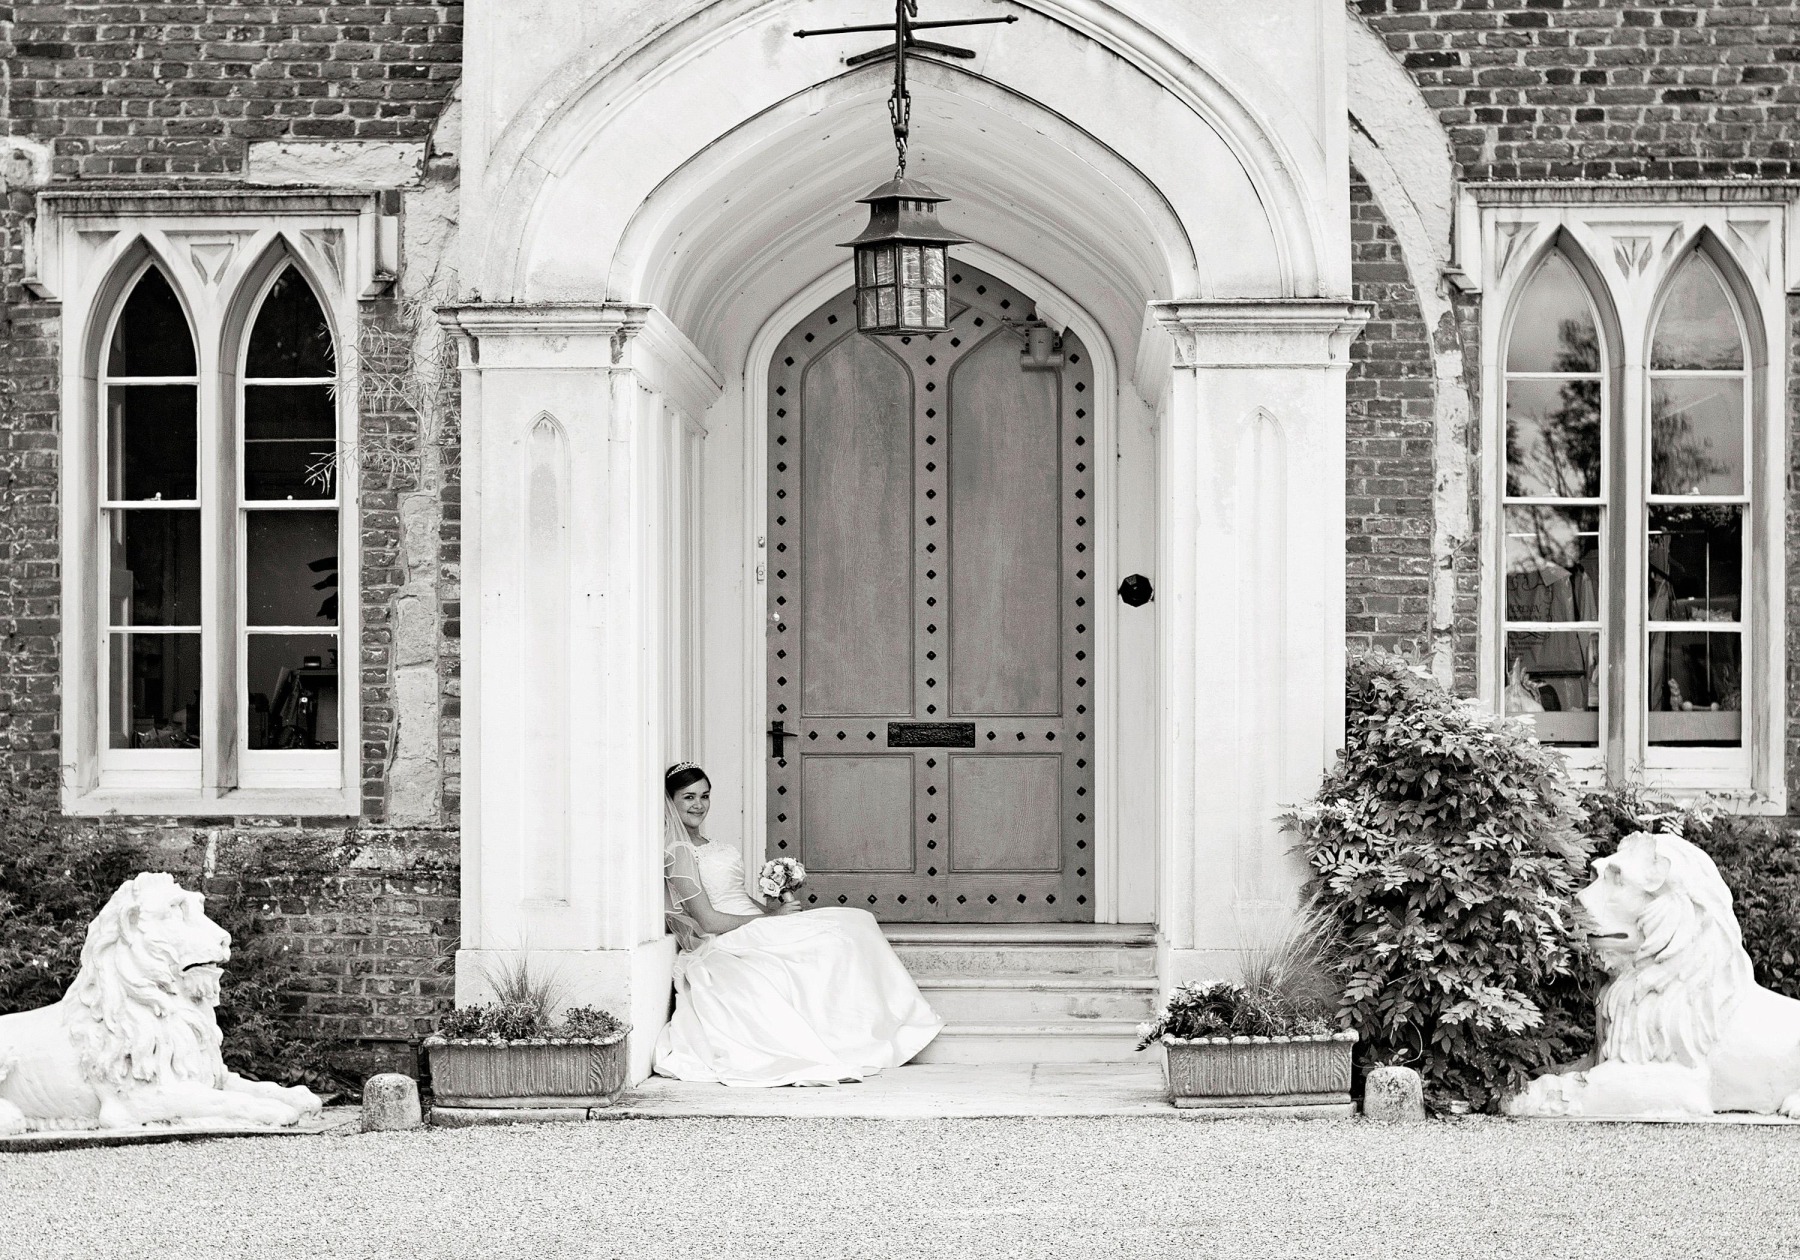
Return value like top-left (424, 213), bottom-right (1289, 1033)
top-left (1137, 912), bottom-right (1342, 1049)
top-left (1579, 782), bottom-right (1800, 1000)
top-left (1288, 652), bottom-right (1597, 1112)
top-left (433, 1002), bottom-right (626, 1043)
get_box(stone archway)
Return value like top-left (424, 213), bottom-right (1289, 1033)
top-left (445, 0), bottom-right (1368, 1079)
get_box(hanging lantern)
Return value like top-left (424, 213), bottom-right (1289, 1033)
top-left (841, 178), bottom-right (966, 336)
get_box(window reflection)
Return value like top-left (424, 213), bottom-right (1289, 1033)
top-left (1651, 379), bottom-right (1743, 496)
top-left (1505, 253), bottom-right (1600, 373)
top-left (248, 635), bottom-right (338, 750)
top-left (1648, 631), bottom-right (1741, 746)
top-left (1649, 505), bottom-right (1741, 624)
top-left (1506, 378), bottom-right (1601, 498)
top-left (109, 633), bottom-right (201, 749)
top-left (1505, 631), bottom-right (1599, 745)
top-left (1651, 256), bottom-right (1744, 371)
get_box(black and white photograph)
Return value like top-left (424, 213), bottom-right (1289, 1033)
top-left (2, 1), bottom-right (1798, 1256)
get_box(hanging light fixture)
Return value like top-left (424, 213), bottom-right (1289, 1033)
top-left (797, 2), bottom-right (1014, 337)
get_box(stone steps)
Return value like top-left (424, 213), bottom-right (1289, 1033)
top-left (884, 924), bottom-right (1158, 1064)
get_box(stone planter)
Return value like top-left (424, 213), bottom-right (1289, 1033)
top-left (1161, 1031), bottom-right (1357, 1116)
top-left (423, 1033), bottom-right (630, 1109)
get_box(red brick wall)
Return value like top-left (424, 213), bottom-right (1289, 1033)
top-left (1354, 0), bottom-right (1800, 181)
top-left (1347, 171), bottom-right (1437, 664)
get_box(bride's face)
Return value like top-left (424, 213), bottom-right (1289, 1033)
top-left (672, 782), bottom-right (711, 833)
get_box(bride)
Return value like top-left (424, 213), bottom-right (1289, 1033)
top-left (652, 763), bottom-right (942, 1086)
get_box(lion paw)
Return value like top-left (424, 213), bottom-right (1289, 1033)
top-left (0, 1099), bottom-right (27, 1137)
top-left (1779, 1091), bottom-right (1800, 1120)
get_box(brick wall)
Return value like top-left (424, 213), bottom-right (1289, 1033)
top-left (1347, 171), bottom-right (1437, 664)
top-left (0, 5), bottom-right (465, 1069)
top-left (1356, 0), bottom-right (1800, 181)
top-left (5, 3), bottom-right (462, 180)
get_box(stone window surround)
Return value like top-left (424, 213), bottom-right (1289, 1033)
top-left (33, 191), bottom-right (399, 817)
top-left (1453, 182), bottom-right (1800, 811)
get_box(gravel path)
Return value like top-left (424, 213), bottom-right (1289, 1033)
top-left (3, 1116), bottom-right (1796, 1259)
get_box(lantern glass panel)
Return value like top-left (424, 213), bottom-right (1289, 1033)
top-left (900, 246), bottom-right (923, 285)
top-left (901, 287), bottom-right (924, 326)
top-left (873, 247), bottom-right (896, 286)
top-left (926, 289), bottom-right (946, 328)
top-left (923, 249), bottom-right (945, 286)
top-left (877, 287), bottom-right (897, 327)
top-left (858, 252), bottom-right (877, 287)
top-left (860, 290), bottom-right (881, 329)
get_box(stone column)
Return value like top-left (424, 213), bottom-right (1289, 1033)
top-left (440, 304), bottom-right (721, 1082)
top-left (1150, 300), bottom-right (1369, 985)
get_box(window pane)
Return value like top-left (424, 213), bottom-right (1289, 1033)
top-left (1648, 631), bottom-right (1741, 746)
top-left (1505, 506), bottom-right (1600, 622)
top-left (107, 268), bottom-right (195, 377)
top-left (1506, 377), bottom-right (1601, 498)
top-left (247, 634), bottom-right (339, 749)
top-left (922, 248), bottom-right (945, 286)
top-left (245, 384), bottom-right (336, 500)
top-left (1505, 253), bottom-right (1600, 373)
top-left (108, 632), bottom-right (201, 749)
top-left (246, 268), bottom-right (335, 377)
top-left (1651, 378), bottom-right (1743, 496)
top-left (246, 511), bottom-right (338, 626)
top-left (1505, 630), bottom-right (1599, 744)
top-left (1649, 504), bottom-right (1741, 624)
top-left (107, 386), bottom-right (197, 501)
top-left (1651, 256), bottom-right (1743, 370)
top-left (108, 509), bottom-right (201, 627)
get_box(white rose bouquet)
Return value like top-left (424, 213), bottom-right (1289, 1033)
top-left (757, 857), bottom-right (807, 905)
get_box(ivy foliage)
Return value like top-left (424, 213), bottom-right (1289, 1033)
top-left (1287, 653), bottom-right (1596, 1112)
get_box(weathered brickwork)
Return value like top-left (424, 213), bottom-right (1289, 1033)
top-left (0, 6), bottom-right (465, 1065)
top-left (1356, 0), bottom-right (1800, 181)
top-left (1787, 293), bottom-right (1800, 808)
top-left (1347, 172), bottom-right (1437, 663)
top-left (5, 3), bottom-right (463, 179)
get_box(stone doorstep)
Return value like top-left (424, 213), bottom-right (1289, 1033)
top-left (0, 1107), bottom-right (361, 1153)
top-left (432, 1063), bottom-right (1358, 1122)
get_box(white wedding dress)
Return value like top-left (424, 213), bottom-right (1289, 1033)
top-left (652, 840), bottom-right (942, 1086)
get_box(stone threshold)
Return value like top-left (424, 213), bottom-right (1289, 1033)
top-left (435, 1062), bottom-right (1228, 1123)
top-left (0, 1107), bottom-right (361, 1153)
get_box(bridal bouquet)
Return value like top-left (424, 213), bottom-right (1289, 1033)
top-left (757, 857), bottom-right (808, 904)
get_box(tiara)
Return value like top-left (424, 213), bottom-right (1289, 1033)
top-left (665, 761), bottom-right (700, 778)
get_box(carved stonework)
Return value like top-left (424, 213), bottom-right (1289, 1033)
top-left (1151, 300), bottom-right (1371, 369)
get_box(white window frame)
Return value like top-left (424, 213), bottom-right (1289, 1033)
top-left (1457, 185), bottom-right (1794, 811)
top-left (34, 192), bottom-right (396, 815)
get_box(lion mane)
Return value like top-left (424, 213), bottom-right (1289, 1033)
top-left (64, 874), bottom-right (229, 1093)
top-left (1593, 833), bottom-right (1755, 1069)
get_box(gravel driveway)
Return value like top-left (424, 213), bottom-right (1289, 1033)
top-left (3, 1116), bottom-right (1796, 1260)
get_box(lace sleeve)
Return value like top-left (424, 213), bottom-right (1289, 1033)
top-left (664, 799), bottom-right (710, 951)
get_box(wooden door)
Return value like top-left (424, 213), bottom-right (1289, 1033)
top-left (766, 266), bottom-right (1096, 922)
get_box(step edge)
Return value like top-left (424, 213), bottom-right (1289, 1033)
top-left (883, 925), bottom-right (1157, 944)
top-left (913, 974), bottom-right (1159, 990)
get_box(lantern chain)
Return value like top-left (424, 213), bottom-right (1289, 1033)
top-left (889, 0), bottom-right (917, 178)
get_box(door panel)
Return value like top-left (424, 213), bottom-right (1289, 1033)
top-left (799, 335), bottom-right (913, 716)
top-left (800, 756), bottom-right (915, 872)
top-left (949, 333), bottom-right (1063, 716)
top-left (767, 265), bottom-right (1095, 922)
top-left (948, 755), bottom-right (1061, 872)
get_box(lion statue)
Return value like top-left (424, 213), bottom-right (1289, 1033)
top-left (0, 872), bottom-right (323, 1135)
top-left (1506, 831), bottom-right (1800, 1120)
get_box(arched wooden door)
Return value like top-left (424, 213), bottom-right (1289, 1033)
top-left (766, 265), bottom-right (1096, 922)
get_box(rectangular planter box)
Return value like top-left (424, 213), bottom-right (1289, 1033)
top-left (1162, 1032), bottom-right (1357, 1116)
top-left (424, 1036), bottom-right (630, 1109)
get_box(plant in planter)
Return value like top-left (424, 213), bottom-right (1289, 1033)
top-left (1137, 914), bottom-right (1357, 1114)
top-left (423, 957), bottom-right (630, 1110)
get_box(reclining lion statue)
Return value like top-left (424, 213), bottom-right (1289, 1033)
top-left (1507, 831), bottom-right (1800, 1120)
top-left (0, 871), bottom-right (323, 1134)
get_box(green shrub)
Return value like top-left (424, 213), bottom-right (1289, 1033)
top-left (1578, 782), bottom-right (1799, 999)
top-left (1288, 653), bottom-right (1596, 1112)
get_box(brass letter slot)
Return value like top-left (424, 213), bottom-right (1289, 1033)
top-left (887, 722), bottom-right (977, 748)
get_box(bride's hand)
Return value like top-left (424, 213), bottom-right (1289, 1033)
top-left (767, 898), bottom-right (805, 916)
